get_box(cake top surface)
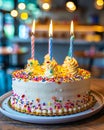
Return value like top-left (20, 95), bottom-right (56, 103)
top-left (12, 54), bottom-right (91, 83)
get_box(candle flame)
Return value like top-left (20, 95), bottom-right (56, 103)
top-left (49, 20), bottom-right (53, 37)
top-left (32, 20), bottom-right (35, 34)
top-left (70, 20), bottom-right (74, 35)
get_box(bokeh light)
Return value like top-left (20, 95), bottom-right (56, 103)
top-left (66, 1), bottom-right (76, 12)
top-left (18, 3), bottom-right (26, 10)
top-left (10, 10), bottom-right (18, 17)
top-left (20, 12), bottom-right (28, 20)
top-left (42, 3), bottom-right (50, 10)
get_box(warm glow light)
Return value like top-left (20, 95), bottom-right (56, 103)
top-left (96, 0), bottom-right (103, 6)
top-left (66, 1), bottom-right (76, 12)
top-left (10, 10), bottom-right (18, 17)
top-left (18, 3), bottom-right (26, 10)
top-left (95, 0), bottom-right (104, 10)
top-left (95, 4), bottom-right (103, 9)
top-left (42, 3), bottom-right (50, 10)
top-left (32, 20), bottom-right (35, 34)
top-left (20, 12), bottom-right (28, 20)
top-left (70, 21), bottom-right (74, 35)
top-left (85, 34), bottom-right (101, 42)
top-left (49, 20), bottom-right (53, 37)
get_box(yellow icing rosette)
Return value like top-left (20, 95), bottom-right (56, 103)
top-left (24, 58), bottom-right (44, 76)
top-left (53, 65), bottom-right (66, 78)
top-left (62, 56), bottom-right (79, 75)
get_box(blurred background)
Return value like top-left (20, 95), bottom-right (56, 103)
top-left (0, 0), bottom-right (104, 96)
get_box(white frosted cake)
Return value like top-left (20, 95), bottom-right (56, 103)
top-left (10, 55), bottom-right (96, 116)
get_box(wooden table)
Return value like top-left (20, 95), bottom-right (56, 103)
top-left (0, 78), bottom-right (104, 130)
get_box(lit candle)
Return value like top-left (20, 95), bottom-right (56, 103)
top-left (31, 20), bottom-right (35, 59)
top-left (68, 20), bottom-right (74, 58)
top-left (49, 20), bottom-right (53, 60)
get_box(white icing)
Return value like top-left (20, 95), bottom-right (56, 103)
top-left (48, 110), bottom-right (52, 114)
top-left (84, 104), bottom-right (87, 108)
top-left (69, 108), bottom-right (72, 112)
top-left (11, 78), bottom-right (93, 116)
top-left (63, 108), bottom-right (67, 113)
top-left (42, 109), bottom-right (47, 114)
top-left (78, 107), bottom-right (81, 110)
top-left (53, 109), bottom-right (57, 114)
top-left (12, 78), bottom-right (90, 104)
top-left (31, 108), bottom-right (35, 113)
top-left (59, 89), bottom-right (63, 92)
top-left (16, 103), bottom-right (20, 109)
top-left (44, 69), bottom-right (53, 78)
top-left (58, 109), bottom-right (63, 113)
top-left (36, 109), bottom-right (41, 113)
top-left (20, 104), bottom-right (23, 110)
top-left (73, 108), bottom-right (77, 112)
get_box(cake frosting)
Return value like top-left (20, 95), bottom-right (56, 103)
top-left (10, 54), bottom-right (96, 116)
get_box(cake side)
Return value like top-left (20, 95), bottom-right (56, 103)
top-left (12, 78), bottom-right (90, 102)
top-left (10, 78), bottom-right (96, 116)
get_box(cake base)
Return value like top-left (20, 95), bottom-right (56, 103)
top-left (10, 95), bottom-right (96, 116)
top-left (0, 91), bottom-right (103, 124)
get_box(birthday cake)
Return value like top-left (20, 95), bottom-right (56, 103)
top-left (10, 54), bottom-right (96, 116)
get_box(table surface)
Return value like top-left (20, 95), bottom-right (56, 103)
top-left (0, 78), bottom-right (104, 130)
